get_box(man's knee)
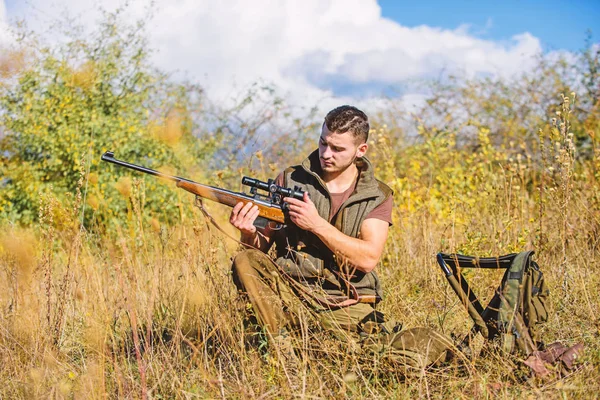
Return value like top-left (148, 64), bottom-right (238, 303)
top-left (232, 249), bottom-right (266, 273)
top-left (231, 249), bottom-right (272, 290)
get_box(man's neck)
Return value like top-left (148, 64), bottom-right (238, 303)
top-left (322, 164), bottom-right (359, 194)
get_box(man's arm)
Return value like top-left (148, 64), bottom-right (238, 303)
top-left (284, 193), bottom-right (389, 273)
top-left (229, 201), bottom-right (274, 252)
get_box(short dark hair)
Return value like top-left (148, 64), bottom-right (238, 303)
top-left (324, 105), bottom-right (369, 143)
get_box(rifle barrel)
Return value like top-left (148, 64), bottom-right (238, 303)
top-left (101, 151), bottom-right (189, 183)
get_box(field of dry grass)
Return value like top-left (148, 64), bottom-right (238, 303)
top-left (0, 14), bottom-right (599, 397)
top-left (1, 94), bottom-right (599, 399)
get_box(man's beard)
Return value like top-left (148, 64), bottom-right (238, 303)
top-left (320, 154), bottom-right (358, 174)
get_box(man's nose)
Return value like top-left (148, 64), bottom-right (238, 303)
top-left (321, 146), bottom-right (332, 158)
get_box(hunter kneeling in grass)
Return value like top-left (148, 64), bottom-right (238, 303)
top-left (229, 105), bottom-right (453, 373)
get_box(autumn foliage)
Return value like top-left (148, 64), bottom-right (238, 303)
top-left (0, 12), bottom-right (599, 399)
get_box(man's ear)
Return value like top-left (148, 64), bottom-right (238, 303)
top-left (356, 142), bottom-right (368, 158)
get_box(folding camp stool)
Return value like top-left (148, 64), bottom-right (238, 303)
top-left (436, 251), bottom-right (537, 356)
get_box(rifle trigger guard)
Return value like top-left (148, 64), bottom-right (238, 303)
top-left (267, 221), bottom-right (284, 231)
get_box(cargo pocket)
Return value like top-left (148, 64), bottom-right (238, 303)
top-left (276, 255), bottom-right (324, 279)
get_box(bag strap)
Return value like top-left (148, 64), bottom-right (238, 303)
top-left (498, 250), bottom-right (536, 354)
top-left (504, 250), bottom-right (535, 282)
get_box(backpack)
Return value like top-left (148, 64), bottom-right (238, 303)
top-left (439, 251), bottom-right (585, 375)
top-left (488, 251), bottom-right (550, 354)
top-left (437, 250), bottom-right (550, 355)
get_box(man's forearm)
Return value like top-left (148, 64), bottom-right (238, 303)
top-left (311, 221), bottom-right (380, 273)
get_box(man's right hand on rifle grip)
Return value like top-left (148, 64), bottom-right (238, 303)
top-left (230, 201), bottom-right (260, 235)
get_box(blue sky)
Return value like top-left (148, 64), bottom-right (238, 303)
top-left (378, 0), bottom-right (599, 51)
top-left (5, 0), bottom-right (598, 51)
top-left (1, 0), bottom-right (597, 109)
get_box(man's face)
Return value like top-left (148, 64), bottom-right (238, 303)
top-left (318, 124), bottom-right (368, 175)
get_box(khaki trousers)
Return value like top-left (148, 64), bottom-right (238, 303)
top-left (232, 249), bottom-right (452, 369)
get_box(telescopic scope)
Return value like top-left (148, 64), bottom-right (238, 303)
top-left (242, 177), bottom-right (305, 201)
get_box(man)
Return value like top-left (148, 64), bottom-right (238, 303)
top-left (229, 106), bottom-right (451, 371)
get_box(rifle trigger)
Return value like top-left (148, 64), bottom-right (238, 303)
top-left (253, 217), bottom-right (269, 229)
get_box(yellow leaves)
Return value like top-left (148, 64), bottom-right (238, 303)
top-left (409, 159), bottom-right (422, 175)
top-left (379, 123), bottom-right (527, 237)
top-left (72, 61), bottom-right (97, 89)
top-left (151, 109), bottom-right (184, 147)
top-left (88, 172), bottom-right (99, 185)
top-left (164, 111), bottom-right (184, 145)
top-left (0, 228), bottom-right (37, 284)
top-left (157, 165), bottom-right (177, 178)
top-left (115, 176), bottom-right (132, 198)
top-left (86, 194), bottom-right (100, 210)
top-left (0, 18), bottom-right (210, 229)
top-left (150, 217), bottom-right (161, 232)
top-left (148, 122), bottom-right (162, 138)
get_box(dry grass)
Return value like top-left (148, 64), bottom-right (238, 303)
top-left (1, 101), bottom-right (599, 399)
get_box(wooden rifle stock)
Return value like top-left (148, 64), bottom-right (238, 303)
top-left (101, 151), bottom-right (286, 225)
top-left (175, 180), bottom-right (285, 223)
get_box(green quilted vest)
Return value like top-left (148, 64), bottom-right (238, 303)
top-left (273, 150), bottom-right (393, 301)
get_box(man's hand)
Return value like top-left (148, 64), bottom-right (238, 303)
top-left (284, 192), bottom-right (327, 233)
top-left (285, 192), bottom-right (389, 273)
top-left (229, 201), bottom-right (259, 235)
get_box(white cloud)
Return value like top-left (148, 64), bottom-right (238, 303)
top-left (1, 0), bottom-right (545, 115)
top-left (0, 0), bottom-right (12, 46)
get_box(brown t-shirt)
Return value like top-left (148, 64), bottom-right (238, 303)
top-left (275, 173), bottom-right (393, 225)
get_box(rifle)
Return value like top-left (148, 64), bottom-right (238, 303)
top-left (101, 151), bottom-right (304, 228)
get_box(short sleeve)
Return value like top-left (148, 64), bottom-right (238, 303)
top-left (364, 195), bottom-right (393, 225)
